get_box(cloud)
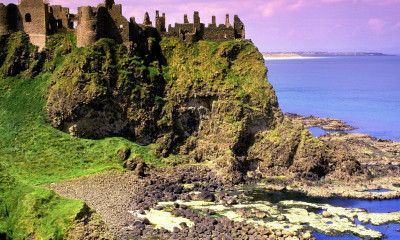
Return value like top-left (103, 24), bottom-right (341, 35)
top-left (257, 0), bottom-right (305, 17)
top-left (368, 18), bottom-right (386, 33)
top-left (393, 22), bottom-right (400, 29)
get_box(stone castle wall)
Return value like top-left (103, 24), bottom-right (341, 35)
top-left (0, 0), bottom-right (247, 49)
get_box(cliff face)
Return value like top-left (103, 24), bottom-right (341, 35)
top-left (0, 31), bottom-right (365, 238)
top-left (43, 34), bottom-right (362, 181)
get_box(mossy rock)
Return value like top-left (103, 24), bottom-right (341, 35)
top-left (0, 32), bottom-right (40, 78)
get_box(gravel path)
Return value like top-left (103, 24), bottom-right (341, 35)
top-left (47, 171), bottom-right (144, 239)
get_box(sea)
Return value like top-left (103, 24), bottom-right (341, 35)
top-left (265, 56), bottom-right (400, 142)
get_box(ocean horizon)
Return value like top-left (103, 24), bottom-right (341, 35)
top-left (266, 56), bottom-right (400, 142)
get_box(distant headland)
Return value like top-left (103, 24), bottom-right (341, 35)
top-left (263, 51), bottom-right (396, 59)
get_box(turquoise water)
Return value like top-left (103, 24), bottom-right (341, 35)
top-left (266, 56), bottom-right (400, 141)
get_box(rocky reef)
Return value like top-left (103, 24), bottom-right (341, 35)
top-left (284, 113), bottom-right (357, 131)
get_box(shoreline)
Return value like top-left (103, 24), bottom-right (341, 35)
top-left (285, 112), bottom-right (400, 142)
top-left (48, 164), bottom-right (400, 240)
top-left (263, 56), bottom-right (324, 60)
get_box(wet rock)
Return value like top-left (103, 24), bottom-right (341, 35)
top-left (284, 113), bottom-right (357, 131)
top-left (322, 211), bottom-right (332, 218)
top-left (277, 215), bottom-right (286, 221)
top-left (179, 222), bottom-right (188, 228)
top-left (142, 218), bottom-right (150, 225)
top-left (302, 232), bottom-right (312, 239)
top-left (255, 211), bottom-right (267, 218)
top-left (224, 196), bottom-right (238, 205)
top-left (196, 190), bottom-right (215, 202)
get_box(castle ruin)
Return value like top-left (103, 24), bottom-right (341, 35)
top-left (0, 0), bottom-right (246, 49)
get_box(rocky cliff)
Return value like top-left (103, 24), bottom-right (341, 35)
top-left (0, 31), bottom-right (366, 239)
top-left (41, 33), bottom-right (362, 182)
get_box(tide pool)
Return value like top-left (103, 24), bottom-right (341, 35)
top-left (266, 56), bottom-right (400, 141)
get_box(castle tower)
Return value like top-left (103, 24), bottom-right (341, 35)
top-left (77, 7), bottom-right (98, 47)
top-left (18, 0), bottom-right (50, 49)
top-left (162, 13), bottom-right (166, 31)
top-left (0, 3), bottom-right (8, 35)
top-left (234, 15), bottom-right (245, 40)
top-left (104, 0), bottom-right (115, 9)
top-left (143, 12), bottom-right (152, 26)
top-left (155, 11), bottom-right (166, 32)
top-left (184, 14), bottom-right (189, 24)
top-left (225, 14), bottom-right (231, 27)
top-left (212, 16), bottom-right (216, 26)
top-left (193, 11), bottom-right (200, 29)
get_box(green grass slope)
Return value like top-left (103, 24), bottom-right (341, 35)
top-left (0, 73), bottom-right (158, 185)
top-left (0, 163), bottom-right (87, 239)
top-left (0, 33), bottom-right (162, 185)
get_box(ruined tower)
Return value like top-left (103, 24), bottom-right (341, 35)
top-left (18, 0), bottom-right (50, 49)
top-left (77, 7), bottom-right (98, 47)
top-left (143, 12), bottom-right (152, 26)
top-left (0, 3), bottom-right (8, 35)
top-left (234, 15), bottom-right (245, 40)
top-left (225, 14), bottom-right (231, 27)
top-left (155, 11), bottom-right (166, 33)
top-left (193, 12), bottom-right (201, 30)
top-left (104, 0), bottom-right (115, 9)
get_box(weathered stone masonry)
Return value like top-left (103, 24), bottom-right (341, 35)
top-left (0, 0), bottom-right (246, 49)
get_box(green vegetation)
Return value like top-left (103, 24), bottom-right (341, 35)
top-left (0, 163), bottom-right (87, 239)
top-left (160, 38), bottom-right (276, 106)
top-left (0, 74), bottom-right (160, 185)
top-left (0, 31), bottom-right (168, 240)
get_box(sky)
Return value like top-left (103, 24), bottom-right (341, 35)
top-left (2, 0), bottom-right (400, 53)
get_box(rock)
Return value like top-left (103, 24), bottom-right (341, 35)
top-left (236, 208), bottom-right (248, 218)
top-left (135, 162), bottom-right (145, 176)
top-left (277, 215), bottom-right (286, 221)
top-left (322, 211), bottom-right (332, 218)
top-left (255, 211), bottom-right (267, 218)
top-left (225, 197), bottom-right (238, 205)
top-left (196, 190), bottom-right (215, 202)
top-left (125, 156), bottom-right (147, 176)
top-left (142, 218), bottom-right (150, 225)
top-left (284, 113), bottom-right (357, 131)
top-left (319, 132), bottom-right (400, 167)
top-left (116, 147), bottom-right (131, 161)
top-left (302, 232), bottom-right (312, 239)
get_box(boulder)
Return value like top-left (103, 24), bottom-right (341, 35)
top-left (125, 156), bottom-right (147, 176)
top-left (322, 211), bottom-right (332, 218)
top-left (116, 147), bottom-right (131, 161)
top-left (196, 190), bottom-right (215, 202)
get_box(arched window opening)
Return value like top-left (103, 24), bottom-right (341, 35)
top-left (57, 20), bottom-right (62, 29)
top-left (25, 13), bottom-right (31, 22)
top-left (92, 24), bottom-right (96, 31)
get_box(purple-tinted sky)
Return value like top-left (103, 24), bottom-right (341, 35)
top-left (2, 0), bottom-right (400, 53)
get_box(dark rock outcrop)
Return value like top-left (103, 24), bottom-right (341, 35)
top-left (284, 113), bottom-right (357, 131)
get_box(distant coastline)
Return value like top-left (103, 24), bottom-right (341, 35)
top-left (263, 53), bottom-right (305, 60)
top-left (263, 51), bottom-right (396, 60)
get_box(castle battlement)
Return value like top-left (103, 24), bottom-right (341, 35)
top-left (0, 0), bottom-right (246, 49)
